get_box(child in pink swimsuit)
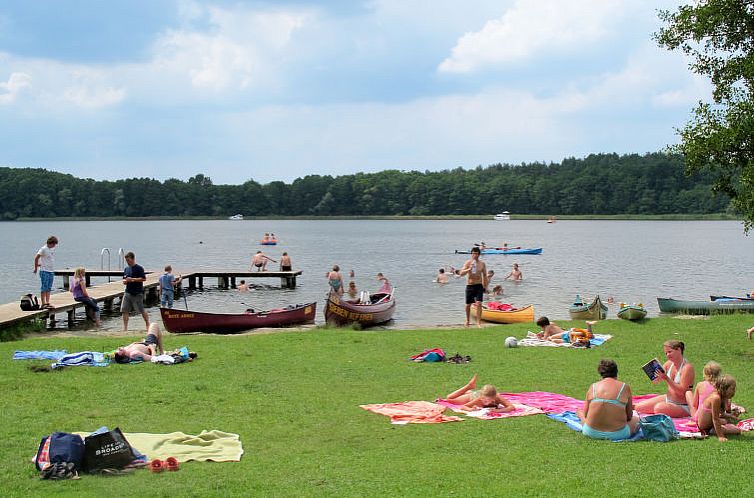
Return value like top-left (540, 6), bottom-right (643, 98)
top-left (687, 361), bottom-right (721, 421)
top-left (694, 374), bottom-right (741, 442)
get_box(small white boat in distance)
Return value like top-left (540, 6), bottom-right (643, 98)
top-left (229, 214), bottom-right (244, 220)
top-left (494, 211), bottom-right (511, 221)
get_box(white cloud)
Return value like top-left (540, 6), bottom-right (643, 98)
top-left (439, 0), bottom-right (625, 73)
top-left (150, 6), bottom-right (307, 91)
top-left (0, 72), bottom-right (31, 104)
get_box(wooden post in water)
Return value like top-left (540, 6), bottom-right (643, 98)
top-left (230, 277), bottom-right (237, 288)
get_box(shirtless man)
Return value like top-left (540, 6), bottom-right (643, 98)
top-left (113, 323), bottom-right (164, 363)
top-left (251, 251), bottom-right (276, 271)
top-left (279, 252), bottom-right (292, 271)
top-left (457, 246), bottom-right (489, 328)
top-left (504, 263), bottom-right (523, 281)
top-left (435, 268), bottom-right (449, 284)
top-left (536, 317), bottom-right (596, 343)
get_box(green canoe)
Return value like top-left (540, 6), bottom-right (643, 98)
top-left (657, 297), bottom-right (754, 315)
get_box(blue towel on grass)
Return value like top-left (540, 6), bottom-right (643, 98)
top-left (13, 350), bottom-right (68, 360)
top-left (546, 411), bottom-right (642, 442)
top-left (51, 352), bottom-right (109, 369)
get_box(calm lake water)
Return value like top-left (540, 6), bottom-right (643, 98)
top-left (1, 219), bottom-right (751, 330)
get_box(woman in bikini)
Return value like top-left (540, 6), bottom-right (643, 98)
top-left (578, 359), bottom-right (639, 440)
top-left (327, 265), bottom-right (344, 296)
top-left (635, 340), bottom-right (695, 417)
top-left (443, 375), bottom-right (514, 413)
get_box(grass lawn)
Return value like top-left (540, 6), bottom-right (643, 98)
top-left (2, 315), bottom-right (754, 497)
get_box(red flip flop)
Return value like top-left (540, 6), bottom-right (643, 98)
top-left (149, 459), bottom-right (165, 473)
top-left (165, 457), bottom-right (179, 471)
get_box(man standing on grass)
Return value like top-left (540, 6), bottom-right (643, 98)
top-left (121, 251), bottom-right (150, 331)
top-left (33, 235), bottom-right (58, 309)
top-left (457, 246), bottom-right (488, 328)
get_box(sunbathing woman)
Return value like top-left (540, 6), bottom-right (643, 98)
top-left (578, 359), bottom-right (639, 440)
top-left (443, 375), bottom-right (514, 413)
top-left (113, 323), bottom-right (165, 364)
top-left (695, 374), bottom-right (741, 442)
top-left (635, 340), bottom-right (695, 417)
top-left (536, 317), bottom-right (595, 343)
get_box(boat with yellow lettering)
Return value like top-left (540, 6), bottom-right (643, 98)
top-left (160, 302), bottom-right (316, 333)
top-left (324, 290), bottom-right (396, 327)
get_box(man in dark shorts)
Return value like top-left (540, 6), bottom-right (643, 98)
top-left (457, 246), bottom-right (489, 328)
top-left (113, 323), bottom-right (164, 363)
top-left (121, 251), bottom-right (150, 331)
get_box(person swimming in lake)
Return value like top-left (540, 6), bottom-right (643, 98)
top-left (347, 281), bottom-right (358, 298)
top-left (504, 263), bottom-right (522, 281)
top-left (442, 375), bottom-right (514, 413)
top-left (435, 268), bottom-right (449, 284)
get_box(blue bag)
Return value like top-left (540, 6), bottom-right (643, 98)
top-left (639, 414), bottom-right (679, 442)
top-left (35, 432), bottom-right (85, 470)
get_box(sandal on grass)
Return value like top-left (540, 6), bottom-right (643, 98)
top-left (165, 457), bottom-right (180, 471)
top-left (149, 459), bottom-right (165, 473)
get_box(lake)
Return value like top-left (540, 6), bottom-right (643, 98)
top-left (1, 219), bottom-right (751, 330)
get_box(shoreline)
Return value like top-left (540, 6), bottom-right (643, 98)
top-left (4, 213), bottom-right (742, 222)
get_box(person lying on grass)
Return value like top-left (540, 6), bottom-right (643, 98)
top-left (694, 374), bottom-right (741, 442)
top-left (635, 340), bottom-right (695, 418)
top-left (535, 317), bottom-right (596, 344)
top-left (113, 323), bottom-right (164, 363)
top-left (577, 359), bottom-right (639, 441)
top-left (443, 375), bottom-right (514, 413)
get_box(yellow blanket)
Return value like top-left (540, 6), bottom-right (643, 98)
top-left (76, 429), bottom-right (243, 463)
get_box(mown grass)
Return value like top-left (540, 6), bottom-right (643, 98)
top-left (1, 315), bottom-right (754, 497)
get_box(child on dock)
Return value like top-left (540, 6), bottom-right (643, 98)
top-left (159, 265), bottom-right (181, 308)
top-left (71, 267), bottom-right (101, 327)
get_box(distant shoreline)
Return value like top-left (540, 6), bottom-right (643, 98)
top-left (5, 213), bottom-right (741, 222)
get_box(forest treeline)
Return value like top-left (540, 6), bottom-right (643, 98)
top-left (0, 153), bottom-right (731, 219)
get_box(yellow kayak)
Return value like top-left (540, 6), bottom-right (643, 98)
top-left (471, 303), bottom-right (535, 324)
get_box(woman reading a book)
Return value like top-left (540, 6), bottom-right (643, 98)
top-left (635, 340), bottom-right (695, 417)
top-left (577, 359), bottom-right (639, 440)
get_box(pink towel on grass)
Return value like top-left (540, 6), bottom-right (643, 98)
top-left (503, 391), bottom-right (701, 434)
top-left (360, 401), bottom-right (463, 425)
top-left (436, 399), bottom-right (544, 419)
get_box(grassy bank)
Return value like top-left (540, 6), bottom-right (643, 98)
top-left (2, 315), bottom-right (754, 497)
top-left (10, 213), bottom-right (742, 222)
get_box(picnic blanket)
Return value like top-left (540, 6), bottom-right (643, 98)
top-left (517, 332), bottom-right (612, 348)
top-left (360, 401), bottom-right (463, 424)
top-left (436, 399), bottom-right (544, 419)
top-left (75, 430), bottom-right (244, 463)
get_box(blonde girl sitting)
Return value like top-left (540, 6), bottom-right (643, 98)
top-left (443, 375), bottom-right (514, 413)
top-left (694, 374), bottom-right (741, 442)
top-left (687, 361), bottom-right (722, 420)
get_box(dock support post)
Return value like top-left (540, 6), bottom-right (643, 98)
top-left (281, 276), bottom-right (297, 289)
top-left (198, 277), bottom-right (204, 289)
top-left (62, 277), bottom-right (69, 290)
top-left (48, 313), bottom-right (56, 328)
top-left (67, 309), bottom-right (75, 328)
top-left (85, 275), bottom-right (92, 288)
top-left (189, 276), bottom-right (196, 290)
top-left (230, 277), bottom-right (236, 289)
top-left (104, 298), bottom-right (113, 310)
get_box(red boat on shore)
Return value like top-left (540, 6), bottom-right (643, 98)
top-left (324, 291), bottom-right (396, 327)
top-left (160, 302), bottom-right (316, 333)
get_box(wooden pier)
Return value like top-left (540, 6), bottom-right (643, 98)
top-left (0, 268), bottom-right (303, 330)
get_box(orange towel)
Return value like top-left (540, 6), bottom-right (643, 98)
top-left (360, 401), bottom-right (463, 424)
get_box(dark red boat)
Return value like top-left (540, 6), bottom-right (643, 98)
top-left (324, 291), bottom-right (396, 327)
top-left (160, 302), bottom-right (317, 333)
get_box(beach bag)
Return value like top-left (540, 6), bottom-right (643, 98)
top-left (639, 414), bottom-right (678, 442)
top-left (83, 428), bottom-right (136, 471)
top-left (20, 293), bottom-right (40, 311)
top-left (34, 432), bottom-right (85, 471)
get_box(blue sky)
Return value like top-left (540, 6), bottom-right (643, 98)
top-left (0, 0), bottom-right (704, 184)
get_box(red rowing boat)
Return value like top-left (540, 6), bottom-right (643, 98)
top-left (324, 291), bottom-right (396, 327)
top-left (160, 302), bottom-right (316, 333)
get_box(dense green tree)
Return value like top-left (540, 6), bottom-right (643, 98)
top-left (657, 0), bottom-right (754, 231)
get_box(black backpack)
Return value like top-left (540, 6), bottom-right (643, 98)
top-left (20, 294), bottom-right (40, 311)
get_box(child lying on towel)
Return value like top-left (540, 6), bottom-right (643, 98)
top-left (442, 374), bottom-right (514, 413)
top-left (536, 317), bottom-right (596, 344)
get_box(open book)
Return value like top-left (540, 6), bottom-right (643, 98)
top-left (641, 358), bottom-right (665, 381)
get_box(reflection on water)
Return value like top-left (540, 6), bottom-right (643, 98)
top-left (0, 219), bottom-right (750, 330)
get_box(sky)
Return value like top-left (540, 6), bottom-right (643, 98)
top-left (0, 0), bottom-right (705, 184)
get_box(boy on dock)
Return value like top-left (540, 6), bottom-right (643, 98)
top-left (158, 265), bottom-right (181, 308)
top-left (33, 235), bottom-right (58, 309)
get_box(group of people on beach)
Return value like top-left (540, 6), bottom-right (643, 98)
top-left (443, 339), bottom-right (741, 442)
